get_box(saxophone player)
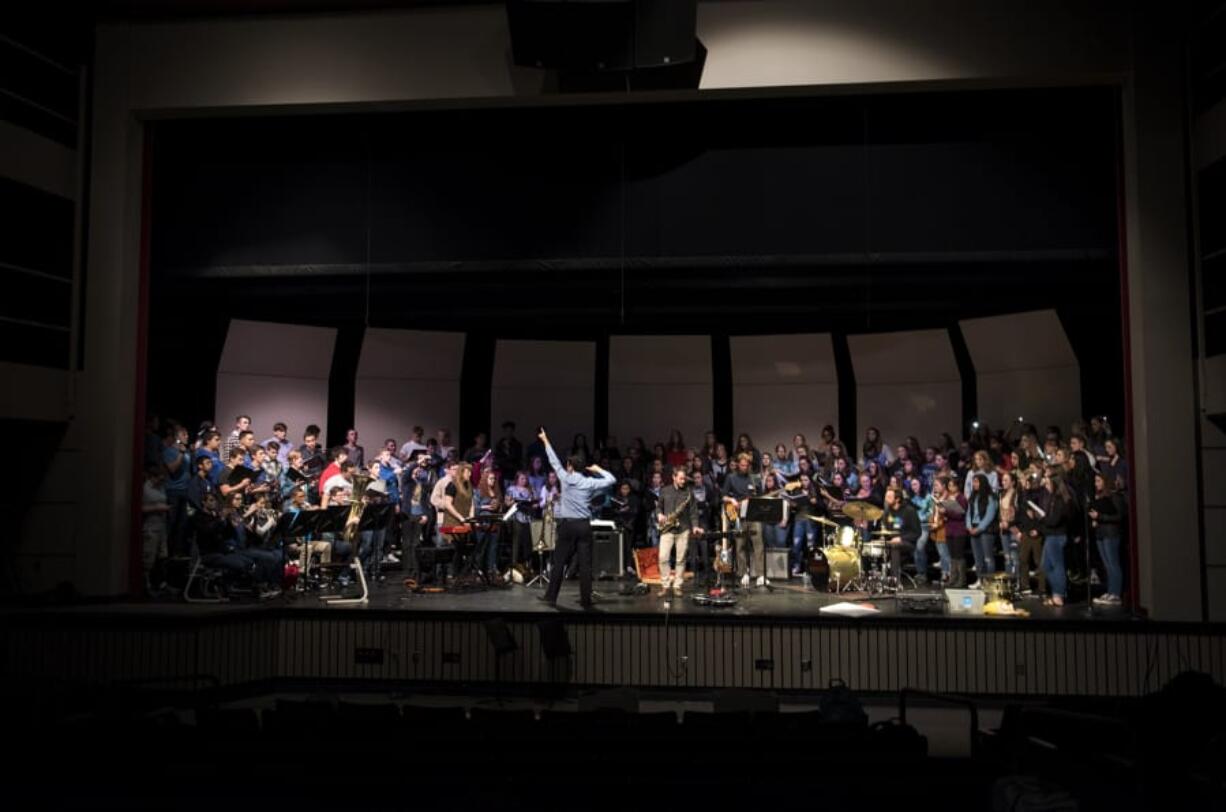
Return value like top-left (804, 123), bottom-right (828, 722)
top-left (656, 465), bottom-right (702, 597)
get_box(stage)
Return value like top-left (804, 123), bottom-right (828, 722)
top-left (5, 575), bottom-right (1223, 703)
top-left (281, 578), bottom-right (1116, 621)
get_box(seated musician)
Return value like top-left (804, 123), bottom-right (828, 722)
top-left (881, 486), bottom-right (923, 587)
top-left (321, 485), bottom-right (354, 564)
top-left (218, 491), bottom-right (282, 599)
top-left (283, 485), bottom-right (330, 567)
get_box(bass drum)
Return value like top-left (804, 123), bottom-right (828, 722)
top-left (806, 545), bottom-right (862, 591)
top-left (823, 546), bottom-right (861, 591)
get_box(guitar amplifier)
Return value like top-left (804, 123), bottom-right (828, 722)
top-left (592, 527), bottom-right (623, 578)
top-left (765, 548), bottom-right (791, 580)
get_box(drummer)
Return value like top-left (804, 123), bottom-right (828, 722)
top-left (881, 486), bottom-right (923, 587)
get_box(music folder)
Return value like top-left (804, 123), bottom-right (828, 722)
top-left (227, 465), bottom-right (259, 486)
top-left (937, 498), bottom-right (965, 517)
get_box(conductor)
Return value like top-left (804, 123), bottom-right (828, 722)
top-left (538, 427), bottom-right (616, 610)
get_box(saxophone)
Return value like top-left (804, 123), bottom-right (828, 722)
top-left (659, 491), bottom-right (692, 534)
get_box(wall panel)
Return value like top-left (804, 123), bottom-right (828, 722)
top-left (731, 333), bottom-right (837, 451)
top-left (491, 340), bottom-right (595, 458)
top-left (849, 329), bottom-right (961, 450)
top-left (214, 319), bottom-right (335, 442)
top-left (959, 309), bottom-right (1080, 432)
top-left (609, 335), bottom-right (712, 449)
top-left (354, 328), bottom-right (464, 453)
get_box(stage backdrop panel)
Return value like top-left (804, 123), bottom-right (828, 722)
top-left (215, 319), bottom-right (336, 444)
top-left (959, 309), bottom-right (1081, 434)
top-left (609, 335), bottom-right (712, 450)
top-left (354, 328), bottom-right (465, 453)
top-left (849, 329), bottom-right (961, 451)
top-left (491, 340), bottom-right (595, 454)
top-left (731, 334), bottom-right (837, 450)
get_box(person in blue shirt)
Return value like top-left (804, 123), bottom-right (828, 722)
top-left (539, 428), bottom-right (616, 610)
top-left (195, 430), bottom-right (223, 488)
top-left (161, 423), bottom-right (192, 556)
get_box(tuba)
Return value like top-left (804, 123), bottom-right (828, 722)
top-left (344, 474), bottom-right (373, 545)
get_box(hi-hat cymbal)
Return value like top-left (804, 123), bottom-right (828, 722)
top-left (842, 501), bottom-right (884, 522)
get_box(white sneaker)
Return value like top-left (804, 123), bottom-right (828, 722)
top-left (756, 576), bottom-right (766, 587)
top-left (741, 574), bottom-right (750, 587)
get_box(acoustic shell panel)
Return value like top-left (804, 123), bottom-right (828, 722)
top-left (491, 340), bottom-right (596, 461)
top-left (214, 319), bottom-right (336, 445)
top-left (959, 309), bottom-right (1080, 435)
top-left (849, 329), bottom-right (961, 453)
top-left (731, 333), bottom-right (837, 453)
top-left (609, 335), bottom-right (712, 451)
top-left (354, 328), bottom-right (465, 455)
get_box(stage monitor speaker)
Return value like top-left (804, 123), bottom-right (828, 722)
top-left (506, 0), bottom-right (696, 71)
top-left (593, 528), bottom-right (623, 578)
top-left (765, 549), bottom-right (790, 580)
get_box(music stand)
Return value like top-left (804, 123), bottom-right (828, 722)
top-left (318, 505), bottom-right (369, 606)
top-left (745, 497), bottom-right (785, 524)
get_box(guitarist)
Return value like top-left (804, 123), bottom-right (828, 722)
top-left (722, 452), bottom-right (767, 588)
top-left (655, 466), bottom-right (702, 597)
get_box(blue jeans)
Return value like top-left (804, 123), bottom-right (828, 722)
top-left (1003, 532), bottom-right (1020, 578)
top-left (914, 528), bottom-right (931, 580)
top-left (763, 524), bottom-right (789, 549)
top-left (1042, 534), bottom-right (1068, 598)
top-left (476, 529), bottom-right (499, 573)
top-left (934, 540), bottom-right (952, 575)
top-left (791, 518), bottom-right (818, 572)
top-left (971, 532), bottom-right (998, 577)
top-left (1097, 534), bottom-right (1123, 596)
top-left (358, 528), bottom-right (385, 578)
top-left (238, 548), bottom-right (281, 587)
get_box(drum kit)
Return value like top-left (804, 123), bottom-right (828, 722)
top-left (801, 500), bottom-right (911, 595)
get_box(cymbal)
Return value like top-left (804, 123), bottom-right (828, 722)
top-left (803, 514), bottom-right (839, 527)
top-left (842, 501), bottom-right (884, 522)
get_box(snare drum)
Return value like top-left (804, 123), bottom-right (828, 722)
top-left (861, 542), bottom-right (886, 559)
top-left (823, 545), bottom-right (861, 590)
